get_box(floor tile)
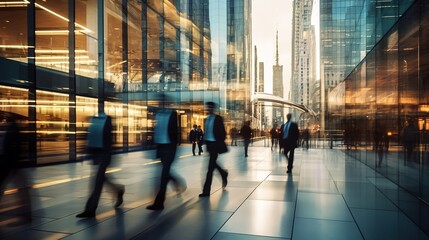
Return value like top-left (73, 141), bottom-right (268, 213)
top-left (133, 209), bottom-right (232, 240)
top-left (351, 208), bottom-right (429, 240)
top-left (220, 199), bottom-right (295, 238)
top-left (296, 192), bottom-right (353, 221)
top-left (249, 180), bottom-right (298, 202)
top-left (293, 217), bottom-right (363, 240)
top-left (212, 232), bottom-right (287, 240)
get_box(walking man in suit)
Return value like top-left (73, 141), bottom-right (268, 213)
top-left (146, 105), bottom-right (186, 210)
top-left (280, 113), bottom-right (299, 173)
top-left (77, 113), bottom-right (125, 218)
top-left (189, 124), bottom-right (198, 156)
top-left (197, 125), bottom-right (204, 155)
top-left (240, 120), bottom-right (252, 157)
top-left (199, 102), bottom-right (228, 197)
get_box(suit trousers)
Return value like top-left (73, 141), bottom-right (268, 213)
top-left (202, 141), bottom-right (227, 194)
top-left (283, 144), bottom-right (295, 171)
top-left (85, 152), bottom-right (123, 212)
top-left (153, 144), bottom-right (184, 205)
top-left (192, 142), bottom-right (197, 155)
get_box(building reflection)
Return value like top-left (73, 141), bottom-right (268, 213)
top-left (0, 0), bottom-right (252, 165)
top-left (325, 0), bottom-right (429, 234)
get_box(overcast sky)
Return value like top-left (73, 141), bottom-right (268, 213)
top-left (252, 0), bottom-right (319, 99)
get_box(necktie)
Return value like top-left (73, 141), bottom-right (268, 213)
top-left (284, 122), bottom-right (290, 139)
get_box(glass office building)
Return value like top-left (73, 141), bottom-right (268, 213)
top-left (322, 0), bottom-right (429, 234)
top-left (0, 0), bottom-right (251, 165)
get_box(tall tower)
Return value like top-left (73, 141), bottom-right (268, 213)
top-left (258, 61), bottom-right (266, 129)
top-left (272, 31), bottom-right (284, 125)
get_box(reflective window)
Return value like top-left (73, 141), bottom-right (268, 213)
top-left (105, 0), bottom-right (124, 95)
top-left (36, 90), bottom-right (69, 164)
top-left (35, 0), bottom-right (69, 92)
top-left (0, 0), bottom-right (29, 87)
top-left (76, 0), bottom-right (98, 96)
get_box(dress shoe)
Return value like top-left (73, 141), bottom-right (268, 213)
top-left (76, 211), bottom-right (96, 218)
top-left (146, 204), bottom-right (164, 210)
top-left (199, 193), bottom-right (210, 197)
top-left (114, 186), bottom-right (125, 208)
top-left (174, 182), bottom-right (187, 195)
top-left (222, 170), bottom-right (229, 188)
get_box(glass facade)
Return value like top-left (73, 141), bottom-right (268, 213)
top-left (324, 0), bottom-right (429, 234)
top-left (0, 0), bottom-right (251, 165)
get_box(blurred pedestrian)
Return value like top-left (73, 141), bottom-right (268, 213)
top-left (280, 113), bottom-right (299, 173)
top-left (199, 102), bottom-right (228, 197)
top-left (270, 125), bottom-right (278, 150)
top-left (146, 102), bottom-right (186, 210)
top-left (400, 118), bottom-right (418, 164)
top-left (0, 117), bottom-right (32, 224)
top-left (76, 112), bottom-right (125, 218)
top-left (197, 125), bottom-right (204, 155)
top-left (240, 121), bottom-right (252, 157)
top-left (189, 124), bottom-right (198, 156)
top-left (230, 127), bottom-right (238, 146)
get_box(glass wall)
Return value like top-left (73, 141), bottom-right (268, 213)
top-left (0, 0), bottom-right (252, 164)
top-left (339, 1), bottom-right (429, 234)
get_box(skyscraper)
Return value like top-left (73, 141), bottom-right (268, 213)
top-left (291, 0), bottom-right (315, 125)
top-left (272, 31), bottom-right (284, 125)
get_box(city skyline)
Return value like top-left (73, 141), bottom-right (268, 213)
top-left (252, 0), bottom-right (319, 100)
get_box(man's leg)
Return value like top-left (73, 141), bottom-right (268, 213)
top-left (201, 142), bottom-right (217, 196)
top-left (287, 148), bottom-right (295, 172)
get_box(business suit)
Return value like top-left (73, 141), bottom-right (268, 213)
top-left (189, 126), bottom-right (198, 155)
top-left (240, 122), bottom-right (252, 157)
top-left (200, 110), bottom-right (228, 197)
top-left (147, 109), bottom-right (186, 210)
top-left (280, 117), bottom-right (299, 173)
top-left (77, 114), bottom-right (125, 218)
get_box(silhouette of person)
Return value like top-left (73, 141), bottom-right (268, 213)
top-left (199, 102), bottom-right (228, 197)
top-left (375, 124), bottom-right (388, 167)
top-left (189, 124), bottom-right (198, 156)
top-left (197, 125), bottom-right (204, 155)
top-left (230, 127), bottom-right (238, 146)
top-left (0, 117), bottom-right (32, 224)
top-left (301, 128), bottom-right (310, 149)
top-left (400, 118), bottom-right (418, 163)
top-left (240, 121), bottom-right (252, 157)
top-left (280, 113), bottom-right (299, 173)
top-left (146, 104), bottom-right (186, 210)
top-left (270, 125), bottom-right (278, 150)
top-left (76, 113), bottom-right (125, 218)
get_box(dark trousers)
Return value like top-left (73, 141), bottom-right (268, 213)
top-left (283, 144), bottom-right (295, 171)
top-left (244, 139), bottom-right (250, 156)
top-left (153, 144), bottom-right (184, 206)
top-left (198, 142), bottom-right (203, 154)
top-left (192, 142), bottom-right (197, 155)
top-left (85, 152), bottom-right (123, 212)
top-left (202, 141), bottom-right (227, 194)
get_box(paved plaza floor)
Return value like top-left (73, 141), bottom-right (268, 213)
top-left (0, 141), bottom-right (428, 239)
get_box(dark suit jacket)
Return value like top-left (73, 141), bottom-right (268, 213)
top-left (155, 110), bottom-right (178, 158)
top-left (87, 114), bottom-right (112, 165)
top-left (205, 114), bottom-right (227, 153)
top-left (279, 121), bottom-right (299, 148)
top-left (166, 110), bottom-right (178, 145)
